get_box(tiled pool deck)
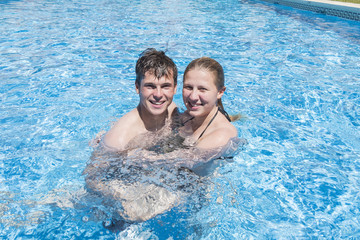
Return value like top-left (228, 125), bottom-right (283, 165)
top-left (261, 0), bottom-right (360, 21)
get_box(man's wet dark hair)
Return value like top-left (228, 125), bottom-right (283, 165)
top-left (135, 48), bottom-right (178, 86)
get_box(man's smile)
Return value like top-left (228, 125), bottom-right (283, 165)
top-left (149, 99), bottom-right (166, 107)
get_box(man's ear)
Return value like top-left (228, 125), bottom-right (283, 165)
top-left (174, 84), bottom-right (177, 94)
top-left (217, 86), bottom-right (225, 99)
top-left (135, 82), bottom-right (140, 94)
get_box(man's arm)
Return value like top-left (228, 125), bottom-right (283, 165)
top-left (102, 108), bottom-right (141, 151)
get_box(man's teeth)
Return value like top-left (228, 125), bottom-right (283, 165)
top-left (152, 101), bottom-right (163, 105)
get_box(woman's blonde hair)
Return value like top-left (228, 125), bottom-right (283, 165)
top-left (183, 57), bottom-right (241, 122)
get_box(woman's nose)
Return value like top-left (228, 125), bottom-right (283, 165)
top-left (189, 89), bottom-right (199, 100)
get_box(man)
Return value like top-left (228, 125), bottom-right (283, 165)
top-left (84, 48), bottom-right (180, 224)
top-left (102, 48), bottom-right (178, 151)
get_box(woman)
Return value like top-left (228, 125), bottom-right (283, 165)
top-left (180, 57), bottom-right (238, 149)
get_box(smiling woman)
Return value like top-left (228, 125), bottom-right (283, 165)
top-left (180, 57), bottom-right (238, 149)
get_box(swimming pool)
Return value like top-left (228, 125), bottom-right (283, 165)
top-left (1, 0), bottom-right (360, 238)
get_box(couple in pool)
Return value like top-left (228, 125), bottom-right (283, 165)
top-left (84, 48), bottom-right (243, 226)
top-left (104, 48), bottom-right (238, 154)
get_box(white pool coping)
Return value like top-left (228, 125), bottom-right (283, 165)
top-left (261, 0), bottom-right (360, 21)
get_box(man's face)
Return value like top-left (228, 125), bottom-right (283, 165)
top-left (136, 71), bottom-right (177, 116)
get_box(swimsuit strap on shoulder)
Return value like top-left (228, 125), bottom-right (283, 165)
top-left (182, 116), bottom-right (195, 125)
top-left (197, 108), bottom-right (219, 141)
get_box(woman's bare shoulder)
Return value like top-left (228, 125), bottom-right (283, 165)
top-left (197, 122), bottom-right (238, 149)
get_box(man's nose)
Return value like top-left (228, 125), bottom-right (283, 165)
top-left (153, 87), bottom-right (163, 99)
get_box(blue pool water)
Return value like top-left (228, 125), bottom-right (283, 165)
top-left (1, 0), bottom-right (360, 238)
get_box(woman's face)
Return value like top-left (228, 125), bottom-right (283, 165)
top-left (182, 68), bottom-right (224, 118)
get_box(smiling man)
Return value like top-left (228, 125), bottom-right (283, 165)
top-left (102, 48), bottom-right (178, 151)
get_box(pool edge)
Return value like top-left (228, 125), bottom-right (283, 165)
top-left (260, 0), bottom-right (360, 21)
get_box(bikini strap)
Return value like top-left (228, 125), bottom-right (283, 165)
top-left (197, 108), bottom-right (219, 141)
top-left (182, 116), bottom-right (195, 125)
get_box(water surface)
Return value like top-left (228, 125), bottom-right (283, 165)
top-left (1, 0), bottom-right (360, 239)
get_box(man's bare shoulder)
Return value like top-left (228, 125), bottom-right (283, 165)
top-left (102, 108), bottom-right (144, 151)
top-left (168, 102), bottom-right (178, 116)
